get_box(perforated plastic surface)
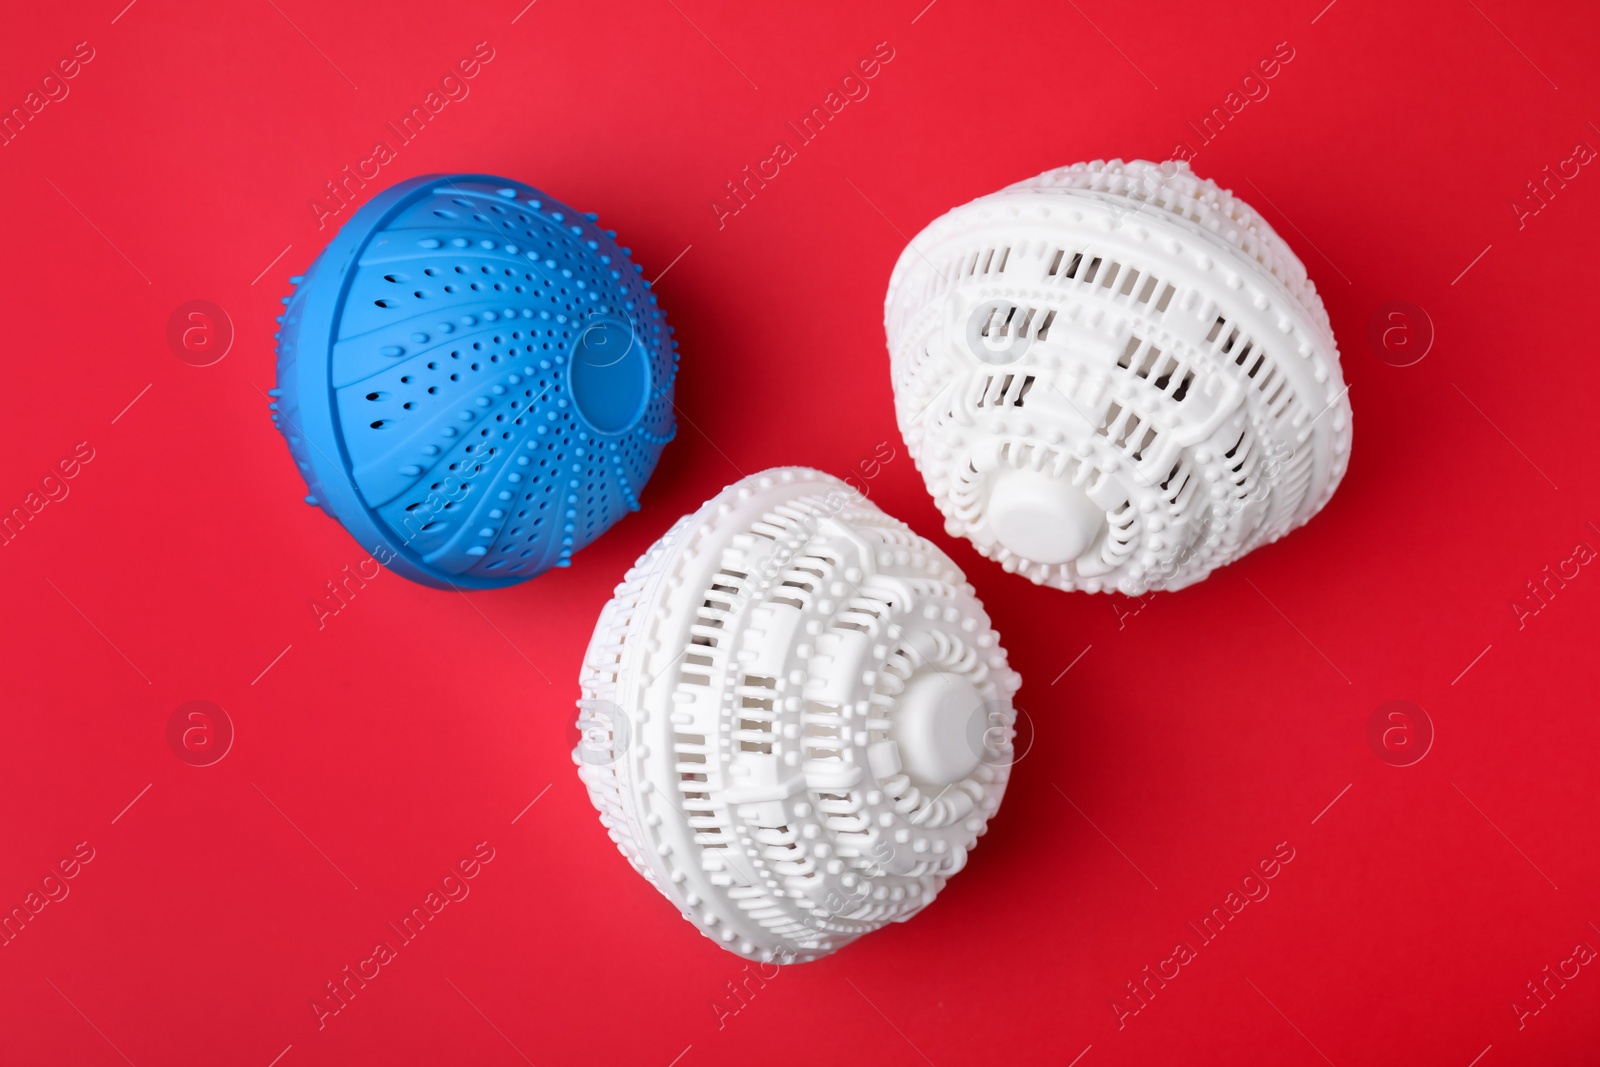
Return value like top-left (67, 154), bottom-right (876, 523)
top-left (573, 468), bottom-right (1021, 963)
top-left (270, 173), bottom-right (678, 589)
top-left (884, 160), bottom-right (1352, 595)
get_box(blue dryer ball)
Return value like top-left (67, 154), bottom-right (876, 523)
top-left (270, 174), bottom-right (679, 589)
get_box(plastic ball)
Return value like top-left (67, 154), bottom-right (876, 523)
top-left (572, 468), bottom-right (1022, 963)
top-left (270, 173), bottom-right (678, 589)
top-left (883, 159), bottom-right (1352, 595)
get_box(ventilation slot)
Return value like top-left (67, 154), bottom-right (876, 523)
top-left (676, 732), bottom-right (709, 790)
top-left (1160, 459), bottom-right (1190, 497)
top-left (802, 703), bottom-right (846, 763)
top-left (1051, 248), bottom-right (1176, 312)
top-left (682, 580), bottom-right (738, 688)
top-left (674, 731), bottom-right (725, 853)
top-left (772, 559), bottom-right (819, 610)
top-left (1207, 315), bottom-right (1297, 414)
top-left (1118, 336), bottom-right (1196, 403)
top-left (979, 304), bottom-right (1054, 344)
top-left (1101, 400), bottom-right (1160, 463)
top-left (1047, 249), bottom-right (1084, 279)
top-left (831, 592), bottom-right (893, 636)
top-left (976, 373), bottom-right (1038, 409)
top-left (736, 675), bottom-right (778, 754)
top-left (1221, 428), bottom-right (1263, 502)
top-left (1104, 500), bottom-right (1139, 562)
top-left (966, 246), bottom-right (1011, 275)
top-left (754, 823), bottom-right (809, 876)
top-left (1134, 275), bottom-right (1177, 313)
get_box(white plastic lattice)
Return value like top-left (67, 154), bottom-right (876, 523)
top-left (884, 159), bottom-right (1353, 595)
top-left (573, 468), bottom-right (1021, 963)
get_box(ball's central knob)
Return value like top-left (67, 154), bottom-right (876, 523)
top-left (986, 466), bottom-right (1104, 565)
top-left (894, 670), bottom-right (983, 787)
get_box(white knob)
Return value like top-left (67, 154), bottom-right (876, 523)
top-left (894, 670), bottom-right (983, 787)
top-left (986, 466), bottom-right (1104, 565)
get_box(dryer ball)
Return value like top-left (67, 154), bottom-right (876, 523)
top-left (271, 173), bottom-right (678, 589)
top-left (883, 160), bottom-right (1352, 594)
top-left (573, 468), bottom-right (1021, 963)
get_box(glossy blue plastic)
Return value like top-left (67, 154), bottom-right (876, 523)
top-left (269, 174), bottom-right (678, 589)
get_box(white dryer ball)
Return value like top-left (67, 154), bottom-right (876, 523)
top-left (573, 468), bottom-right (1021, 963)
top-left (884, 159), bottom-right (1353, 595)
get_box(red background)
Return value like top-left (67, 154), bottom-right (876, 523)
top-left (3, 0), bottom-right (1598, 1063)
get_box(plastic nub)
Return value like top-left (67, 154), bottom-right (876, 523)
top-left (894, 671), bottom-right (984, 786)
top-left (986, 467), bottom-right (1104, 565)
